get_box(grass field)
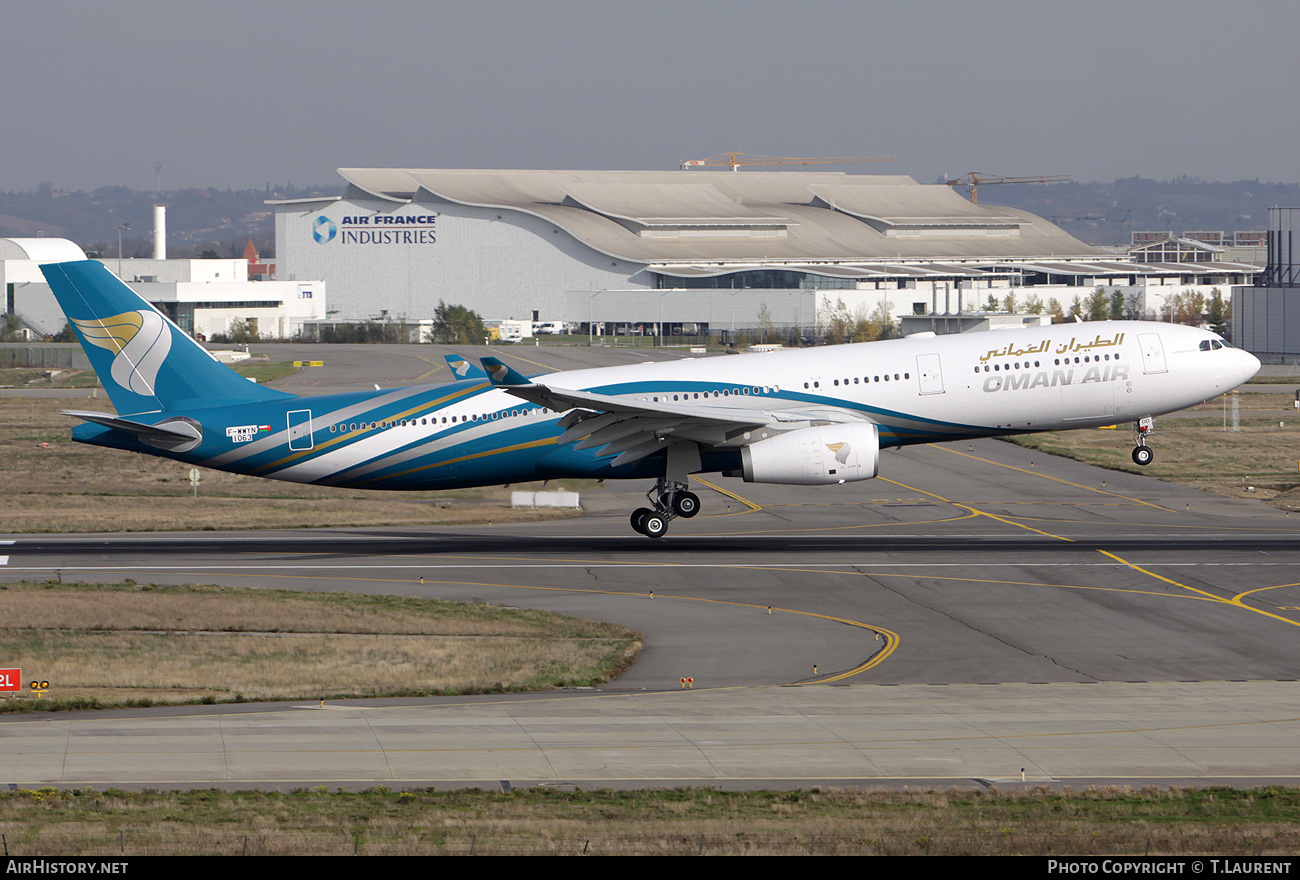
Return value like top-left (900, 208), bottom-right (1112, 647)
top-left (1007, 391), bottom-right (1300, 508)
top-left (0, 581), bottom-right (641, 710)
top-left (0, 785), bottom-right (1296, 855)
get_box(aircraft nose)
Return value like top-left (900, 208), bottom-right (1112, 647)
top-left (1240, 349), bottom-right (1261, 384)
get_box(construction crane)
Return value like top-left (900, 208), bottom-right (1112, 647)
top-left (680, 153), bottom-right (898, 171)
top-left (943, 172), bottom-right (1072, 204)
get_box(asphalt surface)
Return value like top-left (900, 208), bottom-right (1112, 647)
top-left (2, 343), bottom-right (1299, 789)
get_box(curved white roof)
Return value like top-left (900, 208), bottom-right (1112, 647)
top-left (334, 168), bottom-right (1103, 265)
top-left (0, 238), bottom-right (87, 262)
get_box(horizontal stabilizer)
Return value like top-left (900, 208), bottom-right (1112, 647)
top-left (63, 410), bottom-right (201, 447)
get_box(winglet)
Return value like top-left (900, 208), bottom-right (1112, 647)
top-left (444, 354), bottom-right (488, 380)
top-left (479, 357), bottom-right (531, 387)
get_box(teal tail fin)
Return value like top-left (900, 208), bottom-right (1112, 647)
top-left (479, 356), bottom-right (531, 387)
top-left (40, 260), bottom-right (294, 414)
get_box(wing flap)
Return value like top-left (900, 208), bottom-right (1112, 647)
top-left (610, 437), bottom-right (671, 468)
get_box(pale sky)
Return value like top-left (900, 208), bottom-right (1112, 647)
top-left (5, 0), bottom-right (1297, 191)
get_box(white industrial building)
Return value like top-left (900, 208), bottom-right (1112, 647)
top-left (273, 168), bottom-right (1259, 340)
top-left (1, 235), bottom-right (326, 341)
top-left (1, 238), bottom-right (89, 335)
top-left (103, 256), bottom-right (325, 341)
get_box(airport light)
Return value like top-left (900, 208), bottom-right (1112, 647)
top-left (588, 290), bottom-right (606, 344)
top-left (116, 223), bottom-right (130, 277)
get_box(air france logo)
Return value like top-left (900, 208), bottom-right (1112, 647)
top-left (72, 310), bottom-right (171, 396)
top-left (313, 216), bottom-right (337, 244)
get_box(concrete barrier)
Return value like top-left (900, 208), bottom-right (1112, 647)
top-left (511, 491), bottom-right (581, 508)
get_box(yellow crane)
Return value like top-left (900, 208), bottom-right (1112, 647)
top-left (942, 172), bottom-right (1072, 204)
top-left (680, 153), bottom-right (898, 171)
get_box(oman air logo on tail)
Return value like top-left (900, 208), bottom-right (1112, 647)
top-left (448, 357), bottom-right (471, 378)
top-left (72, 310), bottom-right (172, 396)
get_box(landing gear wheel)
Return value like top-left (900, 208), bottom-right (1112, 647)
top-left (631, 508), bottom-right (654, 534)
top-left (641, 513), bottom-right (669, 539)
top-left (672, 491), bottom-right (700, 518)
top-left (1132, 446), bottom-right (1154, 466)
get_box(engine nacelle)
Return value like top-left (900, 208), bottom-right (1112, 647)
top-left (737, 423), bottom-right (880, 485)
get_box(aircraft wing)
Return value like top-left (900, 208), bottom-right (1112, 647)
top-left (478, 356), bottom-right (857, 466)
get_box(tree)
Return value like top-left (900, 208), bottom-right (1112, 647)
top-left (0, 315), bottom-right (23, 342)
top-left (428, 301), bottom-right (486, 344)
top-left (1023, 294), bottom-right (1044, 315)
top-left (819, 298), bottom-right (854, 345)
top-left (756, 303), bottom-right (776, 345)
top-left (1108, 290), bottom-right (1125, 321)
top-left (862, 300), bottom-right (897, 340)
top-left (1206, 288), bottom-right (1227, 336)
top-left (228, 318), bottom-right (259, 344)
top-left (1122, 292), bottom-right (1145, 321)
top-left (1085, 288), bottom-right (1109, 322)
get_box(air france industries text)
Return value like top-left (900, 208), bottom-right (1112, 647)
top-left (332, 213), bottom-right (437, 245)
top-left (340, 229), bottom-right (436, 244)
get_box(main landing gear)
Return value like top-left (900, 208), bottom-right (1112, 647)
top-left (1131, 417), bottom-right (1154, 466)
top-left (630, 478), bottom-right (700, 539)
top-left (628, 442), bottom-right (704, 539)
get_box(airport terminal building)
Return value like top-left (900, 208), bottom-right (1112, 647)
top-left (265, 168), bottom-right (1253, 340)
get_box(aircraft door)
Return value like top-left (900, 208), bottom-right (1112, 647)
top-left (287, 409), bottom-right (314, 451)
top-left (1138, 333), bottom-right (1168, 374)
top-left (916, 353), bottom-right (944, 394)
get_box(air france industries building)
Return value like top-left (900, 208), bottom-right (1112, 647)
top-left (273, 169), bottom-right (1259, 339)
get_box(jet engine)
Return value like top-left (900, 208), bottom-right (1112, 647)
top-left (736, 423), bottom-right (880, 485)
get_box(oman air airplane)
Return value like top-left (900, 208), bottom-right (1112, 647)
top-left (41, 260), bottom-right (1259, 539)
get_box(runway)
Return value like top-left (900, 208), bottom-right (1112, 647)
top-left (3, 434), bottom-right (1300, 789)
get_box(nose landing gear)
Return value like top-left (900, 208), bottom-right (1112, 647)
top-left (1131, 417), bottom-right (1155, 466)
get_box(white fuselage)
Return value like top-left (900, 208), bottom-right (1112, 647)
top-left (526, 320), bottom-right (1257, 444)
